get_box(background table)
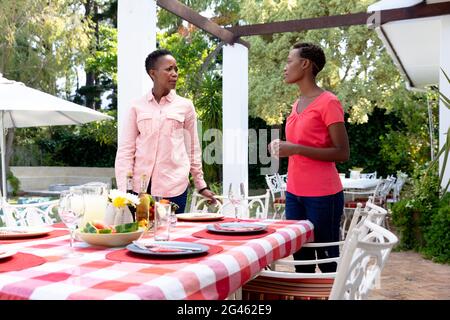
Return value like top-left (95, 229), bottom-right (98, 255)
top-left (341, 178), bottom-right (380, 190)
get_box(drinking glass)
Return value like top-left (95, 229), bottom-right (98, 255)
top-left (154, 201), bottom-right (171, 241)
top-left (228, 183), bottom-right (242, 221)
top-left (58, 189), bottom-right (85, 257)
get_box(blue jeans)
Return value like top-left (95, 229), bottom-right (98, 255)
top-left (285, 190), bottom-right (344, 273)
top-left (147, 182), bottom-right (188, 214)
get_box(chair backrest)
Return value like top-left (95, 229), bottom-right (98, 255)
top-left (360, 171), bottom-right (377, 179)
top-left (190, 190), bottom-right (271, 219)
top-left (0, 198), bottom-right (58, 227)
top-left (278, 174), bottom-right (287, 189)
top-left (247, 190), bottom-right (271, 219)
top-left (362, 199), bottom-right (387, 226)
top-left (189, 191), bottom-right (224, 213)
top-left (329, 220), bottom-right (398, 300)
top-left (392, 173), bottom-right (408, 201)
top-left (373, 177), bottom-right (396, 204)
top-left (265, 174), bottom-right (285, 201)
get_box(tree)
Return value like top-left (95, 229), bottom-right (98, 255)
top-left (76, 0), bottom-right (117, 110)
top-left (0, 0), bottom-right (92, 188)
top-left (239, 0), bottom-right (413, 125)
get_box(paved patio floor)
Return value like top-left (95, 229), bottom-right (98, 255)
top-left (369, 251), bottom-right (450, 300)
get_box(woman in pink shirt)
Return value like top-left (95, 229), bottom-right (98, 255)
top-left (115, 49), bottom-right (216, 213)
top-left (269, 43), bottom-right (350, 273)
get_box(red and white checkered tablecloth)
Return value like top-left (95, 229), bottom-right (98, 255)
top-left (0, 219), bottom-right (314, 300)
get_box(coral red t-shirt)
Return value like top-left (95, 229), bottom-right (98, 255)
top-left (285, 91), bottom-right (344, 196)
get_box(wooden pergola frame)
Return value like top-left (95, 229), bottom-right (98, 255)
top-left (158, 0), bottom-right (450, 41)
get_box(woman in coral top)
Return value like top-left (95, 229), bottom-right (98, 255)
top-left (269, 43), bottom-right (349, 273)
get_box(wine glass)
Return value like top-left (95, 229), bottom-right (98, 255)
top-left (58, 189), bottom-right (85, 257)
top-left (228, 183), bottom-right (242, 221)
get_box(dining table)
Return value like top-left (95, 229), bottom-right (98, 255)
top-left (0, 218), bottom-right (314, 300)
top-left (340, 177), bottom-right (380, 190)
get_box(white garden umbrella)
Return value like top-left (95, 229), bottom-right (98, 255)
top-left (0, 73), bottom-right (114, 196)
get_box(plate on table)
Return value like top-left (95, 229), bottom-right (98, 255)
top-left (76, 230), bottom-right (144, 247)
top-left (0, 249), bottom-right (17, 260)
top-left (176, 213), bottom-right (225, 222)
top-left (206, 222), bottom-right (267, 234)
top-left (0, 226), bottom-right (53, 239)
top-left (127, 241), bottom-right (209, 257)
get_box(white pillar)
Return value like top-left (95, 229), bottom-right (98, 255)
top-left (440, 15), bottom-right (450, 190)
top-left (222, 44), bottom-right (249, 214)
top-left (117, 0), bottom-right (156, 144)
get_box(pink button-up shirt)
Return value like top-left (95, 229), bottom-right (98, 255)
top-left (115, 90), bottom-right (207, 197)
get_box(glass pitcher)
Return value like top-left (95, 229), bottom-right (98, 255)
top-left (71, 182), bottom-right (108, 226)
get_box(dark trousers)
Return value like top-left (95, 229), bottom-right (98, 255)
top-left (285, 190), bottom-right (344, 273)
top-left (147, 181), bottom-right (188, 214)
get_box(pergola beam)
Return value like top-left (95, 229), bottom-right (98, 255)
top-left (226, 2), bottom-right (450, 36)
top-left (156, 0), bottom-right (249, 47)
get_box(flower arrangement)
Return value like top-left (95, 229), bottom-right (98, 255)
top-left (104, 190), bottom-right (140, 226)
top-left (108, 189), bottom-right (140, 208)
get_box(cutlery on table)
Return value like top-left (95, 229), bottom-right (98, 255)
top-left (132, 241), bottom-right (203, 252)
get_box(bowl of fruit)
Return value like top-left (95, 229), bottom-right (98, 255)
top-left (76, 221), bottom-right (144, 247)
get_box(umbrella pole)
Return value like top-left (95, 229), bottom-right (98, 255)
top-left (0, 111), bottom-right (6, 198)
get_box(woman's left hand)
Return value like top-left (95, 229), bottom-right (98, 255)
top-left (278, 141), bottom-right (299, 157)
top-left (200, 189), bottom-right (217, 204)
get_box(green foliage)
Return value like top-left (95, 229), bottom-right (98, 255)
top-left (391, 166), bottom-right (447, 262)
top-left (7, 171), bottom-right (21, 196)
top-left (196, 74), bottom-right (223, 183)
top-left (12, 110), bottom-right (117, 168)
top-left (75, 1), bottom-right (118, 110)
top-left (241, 0), bottom-right (407, 125)
top-left (391, 199), bottom-right (419, 250)
top-left (157, 0), bottom-right (241, 32)
top-left (0, 0), bottom-right (91, 93)
top-left (35, 125), bottom-right (116, 167)
top-left (422, 193), bottom-right (450, 263)
top-left (78, 24), bottom-right (118, 110)
top-left (157, 31), bottom-right (210, 98)
top-left (335, 108), bottom-right (404, 177)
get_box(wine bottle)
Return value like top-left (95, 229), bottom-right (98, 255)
top-left (135, 174), bottom-right (150, 228)
top-left (126, 172), bottom-right (136, 221)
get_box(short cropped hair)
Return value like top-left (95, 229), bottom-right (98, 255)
top-left (293, 42), bottom-right (326, 76)
top-left (145, 49), bottom-right (173, 74)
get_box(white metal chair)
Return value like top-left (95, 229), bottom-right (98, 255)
top-left (189, 191), bottom-right (224, 213)
top-left (342, 182), bottom-right (379, 239)
top-left (342, 177), bottom-right (395, 238)
top-left (341, 198), bottom-right (388, 239)
top-left (242, 212), bottom-right (397, 300)
top-left (190, 190), bottom-right (271, 219)
top-left (329, 220), bottom-right (398, 299)
top-left (266, 201), bottom-right (386, 273)
top-left (373, 176), bottom-right (396, 208)
top-left (386, 172), bottom-right (408, 204)
top-left (241, 190), bottom-right (271, 219)
top-left (0, 198), bottom-right (58, 227)
top-left (265, 174), bottom-right (286, 219)
top-left (278, 174), bottom-right (288, 189)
